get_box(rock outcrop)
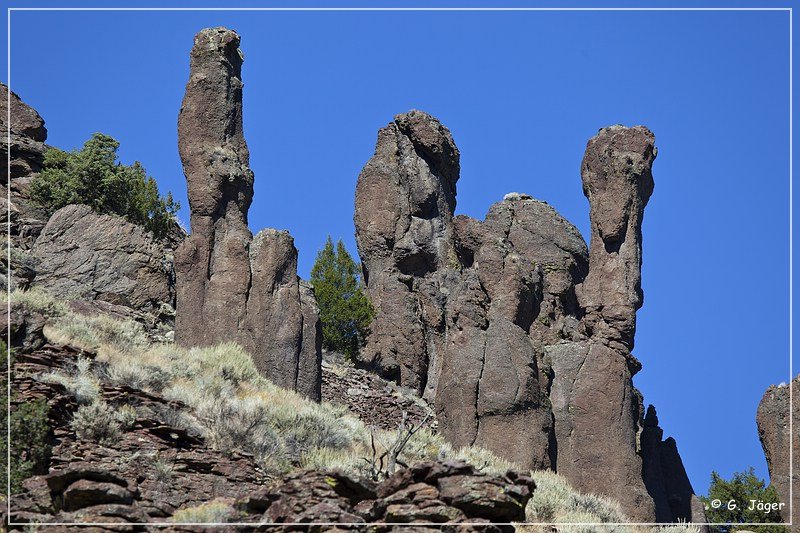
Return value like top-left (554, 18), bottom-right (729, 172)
top-left (355, 112), bottom-right (703, 523)
top-left (31, 204), bottom-right (175, 312)
top-left (173, 27), bottom-right (321, 400)
top-left (247, 460), bottom-right (534, 530)
top-left (1, 83), bottom-right (49, 250)
top-left (353, 110), bottom-right (460, 398)
top-left (757, 377), bottom-right (798, 525)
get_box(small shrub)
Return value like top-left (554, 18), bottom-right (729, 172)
top-left (10, 399), bottom-right (51, 494)
top-left (42, 357), bottom-right (101, 404)
top-left (116, 404), bottom-right (138, 430)
top-left (171, 500), bottom-right (237, 523)
top-left (71, 401), bottom-right (121, 444)
top-left (29, 133), bottom-right (179, 239)
top-left (7, 288), bottom-right (67, 318)
top-left (150, 452), bottom-right (174, 484)
top-left (105, 360), bottom-right (171, 392)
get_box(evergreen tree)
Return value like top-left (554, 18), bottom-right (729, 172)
top-left (30, 133), bottom-right (179, 239)
top-left (310, 236), bottom-right (373, 359)
top-left (701, 468), bottom-right (785, 533)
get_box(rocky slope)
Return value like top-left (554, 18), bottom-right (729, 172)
top-left (354, 113), bottom-right (704, 523)
top-left (173, 27), bottom-right (321, 401)
top-left (4, 296), bottom-right (537, 528)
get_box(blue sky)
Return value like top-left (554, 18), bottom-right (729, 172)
top-left (3, 1), bottom-right (794, 497)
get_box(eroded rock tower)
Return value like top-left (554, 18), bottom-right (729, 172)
top-left (354, 111), bottom-right (705, 523)
top-left (174, 28), bottom-right (321, 400)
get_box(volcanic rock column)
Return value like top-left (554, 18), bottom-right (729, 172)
top-left (556, 126), bottom-right (657, 520)
top-left (174, 27), bottom-right (321, 400)
top-left (757, 377), bottom-right (798, 526)
top-left (354, 110), bottom-right (460, 396)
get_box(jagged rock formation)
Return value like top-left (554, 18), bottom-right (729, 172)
top-left (353, 110), bottom-right (460, 398)
top-left (355, 112), bottom-right (704, 523)
top-left (173, 27), bottom-right (321, 400)
top-left (2, 82), bottom-right (47, 181)
top-left (757, 377), bottom-right (798, 525)
top-left (31, 204), bottom-right (175, 312)
top-left (1, 83), bottom-right (49, 250)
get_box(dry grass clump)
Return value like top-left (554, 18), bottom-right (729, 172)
top-left (45, 313), bottom-right (147, 356)
top-left (521, 470), bottom-right (700, 533)
top-left (41, 356), bottom-right (101, 404)
top-left (171, 500), bottom-right (237, 523)
top-left (5, 287), bottom-right (67, 318)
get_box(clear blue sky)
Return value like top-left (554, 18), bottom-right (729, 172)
top-left (4, 1), bottom-right (794, 497)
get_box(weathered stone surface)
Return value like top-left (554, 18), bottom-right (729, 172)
top-left (1, 83), bottom-right (50, 250)
top-left (355, 115), bottom-right (700, 523)
top-left (173, 27), bottom-right (321, 400)
top-left (31, 204), bottom-right (174, 312)
top-left (354, 110), bottom-right (459, 397)
top-left (548, 126), bottom-right (656, 521)
top-left (757, 377), bottom-right (797, 525)
top-left (576, 124), bottom-right (656, 350)
top-left (321, 351), bottom-right (436, 432)
top-left (1, 82), bottom-right (47, 181)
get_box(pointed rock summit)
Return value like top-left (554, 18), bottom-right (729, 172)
top-left (354, 113), bottom-right (704, 523)
top-left (174, 27), bottom-right (321, 400)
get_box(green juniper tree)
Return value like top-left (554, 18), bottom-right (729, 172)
top-left (310, 236), bottom-right (373, 360)
top-left (30, 133), bottom-right (179, 239)
top-left (702, 468), bottom-right (785, 533)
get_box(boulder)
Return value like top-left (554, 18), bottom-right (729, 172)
top-left (31, 204), bottom-right (174, 312)
top-left (258, 460), bottom-right (532, 530)
top-left (173, 27), bottom-right (321, 400)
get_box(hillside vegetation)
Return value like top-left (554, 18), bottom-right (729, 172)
top-left (6, 287), bottom-right (699, 531)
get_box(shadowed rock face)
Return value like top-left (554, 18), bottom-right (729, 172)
top-left (174, 27), bottom-right (321, 400)
top-left (757, 377), bottom-right (797, 525)
top-left (355, 114), bottom-right (703, 523)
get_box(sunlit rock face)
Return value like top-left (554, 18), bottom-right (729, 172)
top-left (355, 113), bottom-right (704, 523)
top-left (174, 27), bottom-right (321, 401)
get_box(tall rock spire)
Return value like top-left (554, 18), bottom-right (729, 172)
top-left (174, 27), bottom-right (321, 400)
top-left (577, 125), bottom-right (656, 350)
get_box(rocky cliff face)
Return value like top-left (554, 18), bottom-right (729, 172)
top-left (757, 377), bottom-right (797, 525)
top-left (355, 112), bottom-right (703, 523)
top-left (1, 83), bottom-right (49, 250)
top-left (173, 28), bottom-right (321, 400)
